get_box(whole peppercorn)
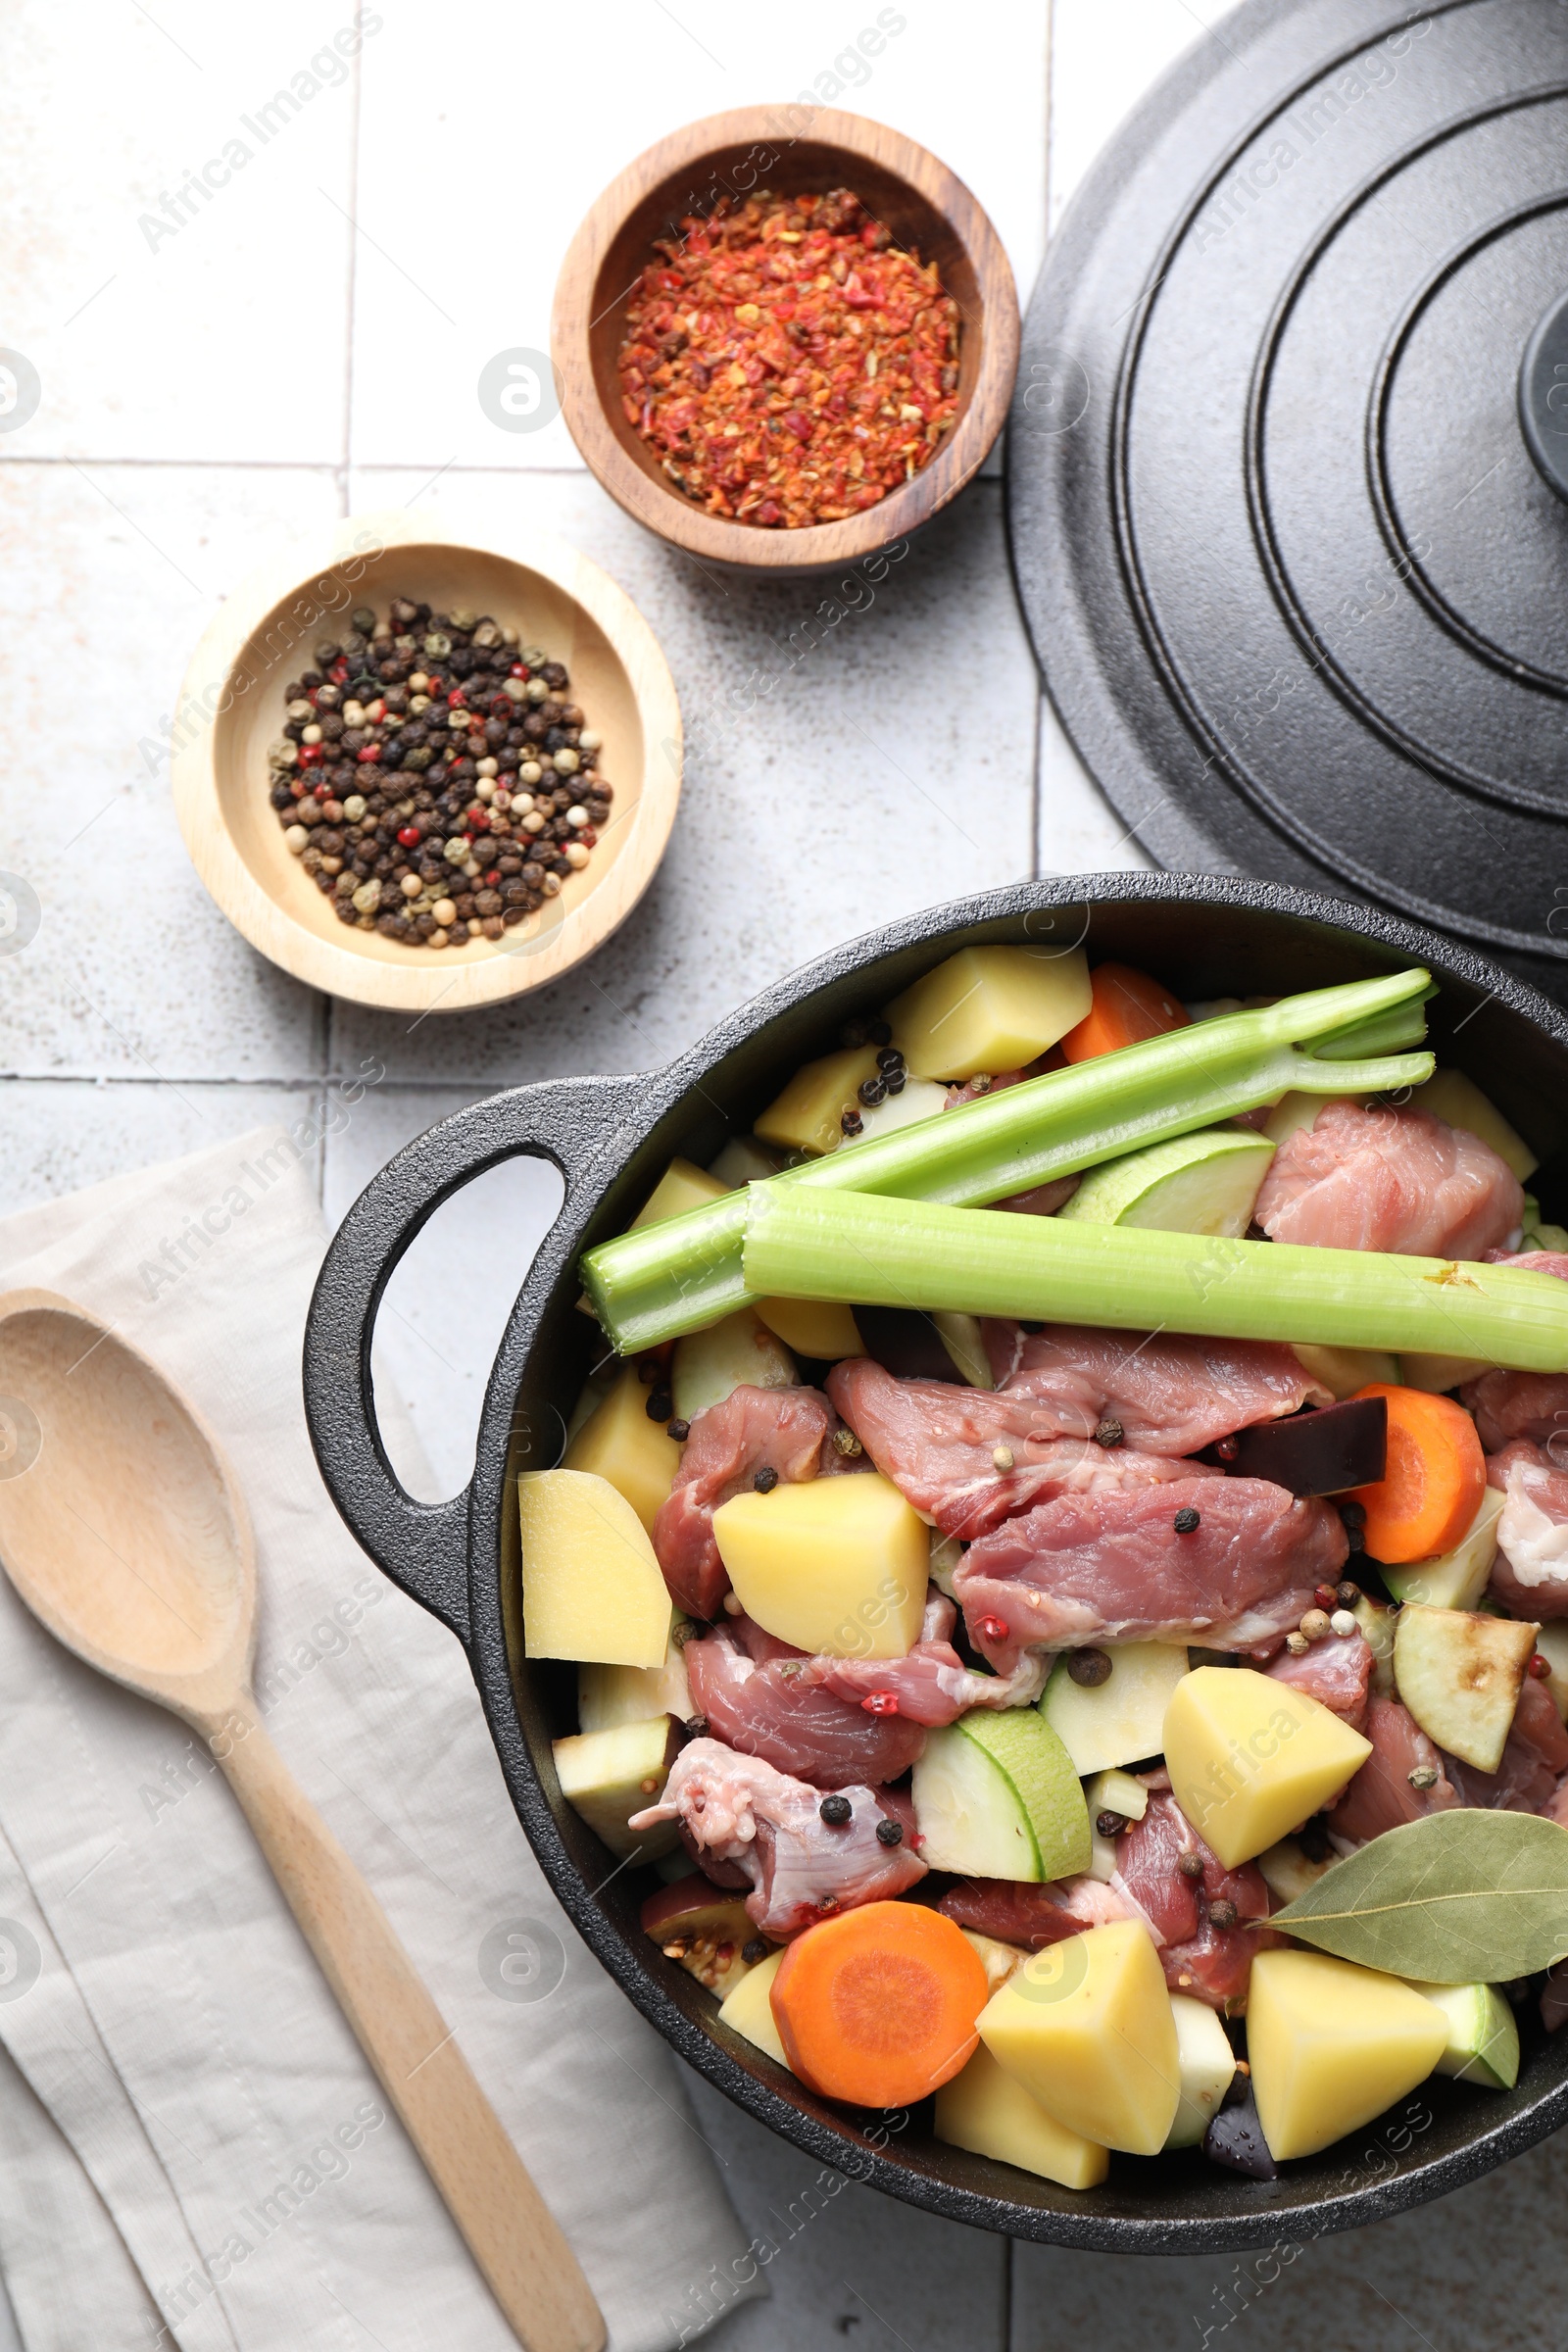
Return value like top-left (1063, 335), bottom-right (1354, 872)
top-left (1213, 1436), bottom-right (1240, 1463)
top-left (683, 1715), bottom-right (709, 1740)
top-left (1407, 1764), bottom-right (1440, 1790)
top-left (1177, 1851), bottom-right (1204, 1880)
top-left (819, 1794), bottom-right (853, 1827)
top-left (742, 1938), bottom-right (767, 1965)
top-left (858, 1075), bottom-right (887, 1107)
top-left (1298, 1608), bottom-right (1331, 1641)
top-left (646, 1388), bottom-right (672, 1422)
top-left (1093, 1418), bottom-right (1124, 1449)
top-left (1067, 1647), bottom-right (1112, 1689)
top-left (874, 1817), bottom-right (905, 1848)
top-left (668, 1419), bottom-right (690, 1443)
top-left (1336, 1580), bottom-right (1361, 1608)
top-left (991, 1446), bottom-right (1014, 1472)
top-left (754, 1465), bottom-right (779, 1494)
top-left (1173, 1506), bottom-right (1201, 1535)
top-left (1207, 1899), bottom-right (1239, 1931)
top-left (1095, 1810), bottom-right (1126, 1838)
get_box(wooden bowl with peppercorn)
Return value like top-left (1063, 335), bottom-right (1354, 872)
top-left (553, 106), bottom-right (1019, 578)
top-left (171, 511), bottom-right (681, 1015)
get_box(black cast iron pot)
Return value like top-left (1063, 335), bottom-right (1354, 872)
top-left (303, 876), bottom-right (1568, 2252)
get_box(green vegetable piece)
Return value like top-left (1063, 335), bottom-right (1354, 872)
top-left (740, 1192), bottom-right (1568, 1372)
top-left (1041, 1642), bottom-right (1192, 1775)
top-left (1270, 1812), bottom-right (1568, 1984)
top-left (1405, 1979), bottom-right (1520, 2089)
top-left (582, 969), bottom-right (1437, 1351)
top-left (912, 1709), bottom-right (1090, 1883)
top-left (1058, 1129), bottom-right (1275, 1238)
top-left (1380, 1489), bottom-right (1503, 1612)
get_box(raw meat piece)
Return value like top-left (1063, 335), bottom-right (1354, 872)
top-left (653, 1385), bottom-right (833, 1619)
top-left (630, 1740), bottom-right (925, 1938)
top-left (800, 1590), bottom-right (1048, 1719)
top-left (1485, 1250), bottom-right (1568, 1280)
top-left (981, 1323), bottom-right (1332, 1452)
top-left (683, 1621), bottom-right (926, 1789)
top-left (826, 1357), bottom-right (1215, 1542)
top-left (936, 1874), bottom-right (1145, 1950)
top-left (954, 1478), bottom-right (1346, 1670)
top-left (1464, 1371), bottom-right (1568, 1459)
top-left (1114, 1789), bottom-right (1280, 2012)
top-left (1266, 1629), bottom-right (1373, 1731)
top-left (1254, 1102), bottom-right (1522, 1258)
top-left (1328, 1698), bottom-right (1459, 1844)
top-left (1487, 1439), bottom-right (1568, 1619)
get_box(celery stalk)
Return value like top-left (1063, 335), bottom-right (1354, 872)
top-left (741, 1190), bottom-right (1568, 1372)
top-left (581, 967), bottom-right (1436, 1352)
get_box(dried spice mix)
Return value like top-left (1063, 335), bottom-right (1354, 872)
top-left (267, 600), bottom-right (612, 951)
top-left (618, 186), bottom-right (960, 528)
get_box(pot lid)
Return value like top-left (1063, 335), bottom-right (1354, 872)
top-left (1008, 0), bottom-right (1568, 967)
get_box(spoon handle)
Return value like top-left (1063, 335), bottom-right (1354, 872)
top-left (214, 1701), bottom-right (605, 2352)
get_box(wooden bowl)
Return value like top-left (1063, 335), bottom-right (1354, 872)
top-left (171, 512), bottom-right (681, 1016)
top-left (552, 107), bottom-right (1020, 578)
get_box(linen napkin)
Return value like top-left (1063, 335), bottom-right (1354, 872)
top-left (0, 1130), bottom-right (763, 2352)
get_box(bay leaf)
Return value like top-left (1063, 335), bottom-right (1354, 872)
top-left (1269, 1811), bottom-right (1568, 1983)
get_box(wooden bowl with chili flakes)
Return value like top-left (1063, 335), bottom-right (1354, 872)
top-left (170, 510), bottom-right (681, 1017)
top-left (552, 107), bottom-right (1019, 578)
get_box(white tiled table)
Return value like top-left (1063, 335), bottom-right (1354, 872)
top-left (3, 5), bottom-right (1566, 2347)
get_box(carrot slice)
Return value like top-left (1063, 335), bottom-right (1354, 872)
top-left (1345, 1384), bottom-right (1486, 1564)
top-left (1060, 963), bottom-right (1191, 1063)
top-left (769, 1900), bottom-right (988, 2106)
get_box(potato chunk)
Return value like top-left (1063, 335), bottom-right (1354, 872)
top-left (564, 1364), bottom-right (682, 1535)
top-left (711, 1471), bottom-right (928, 1657)
top-left (1164, 1993), bottom-right (1238, 2150)
top-left (886, 945), bottom-right (1092, 1082)
top-left (577, 1627), bottom-right (692, 1734)
top-left (717, 1949), bottom-right (789, 2066)
top-left (631, 1155), bottom-right (732, 1227)
top-left (1162, 1667), bottom-right (1371, 1870)
top-left (935, 2039), bottom-right (1109, 2188)
top-left (753, 1296), bottom-right (864, 1361)
top-left (518, 1467), bottom-right (673, 1668)
top-left (755, 1047), bottom-right (880, 1156)
top-left (1248, 1951), bottom-right (1446, 2160)
top-left (977, 1920), bottom-right (1180, 2156)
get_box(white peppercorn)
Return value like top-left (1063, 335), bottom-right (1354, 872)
top-left (284, 824), bottom-right (310, 855)
top-left (553, 748), bottom-right (579, 774)
top-left (564, 842), bottom-right (590, 869)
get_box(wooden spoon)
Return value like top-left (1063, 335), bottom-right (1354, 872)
top-left (0, 1291), bottom-right (604, 2352)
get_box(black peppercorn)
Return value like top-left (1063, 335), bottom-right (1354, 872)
top-left (647, 1389), bottom-right (672, 1422)
top-left (668, 1419), bottom-right (690, 1442)
top-left (1207, 1898), bottom-right (1239, 1930)
top-left (858, 1075), bottom-right (887, 1106)
top-left (1336, 1580), bottom-right (1360, 1608)
top-left (841, 1108), bottom-right (863, 1136)
top-left (819, 1794), bottom-right (853, 1826)
top-left (683, 1715), bottom-right (709, 1739)
top-left (1093, 1417), bottom-right (1124, 1449)
top-left (1177, 1851), bottom-right (1204, 1880)
top-left (1067, 1647), bottom-right (1112, 1688)
top-left (876, 1046), bottom-right (904, 1072)
top-left (874, 1817), bottom-right (904, 1847)
top-left (867, 1019), bottom-right (892, 1047)
top-left (1095, 1810), bottom-right (1126, 1838)
top-left (1174, 1506), bottom-right (1201, 1534)
top-left (742, 1938), bottom-right (767, 1965)
top-left (754, 1464), bottom-right (779, 1494)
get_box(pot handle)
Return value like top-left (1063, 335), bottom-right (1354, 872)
top-left (304, 1074), bottom-right (647, 1648)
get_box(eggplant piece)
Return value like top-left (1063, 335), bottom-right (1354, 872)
top-left (855, 1304), bottom-right (965, 1385)
top-left (640, 1876), bottom-right (758, 1998)
top-left (1202, 2078), bottom-right (1278, 2180)
top-left (1217, 1396), bottom-right (1386, 1496)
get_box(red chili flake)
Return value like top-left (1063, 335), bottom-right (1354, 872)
top-left (860, 1692), bottom-right (900, 1717)
top-left (617, 184), bottom-right (960, 530)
